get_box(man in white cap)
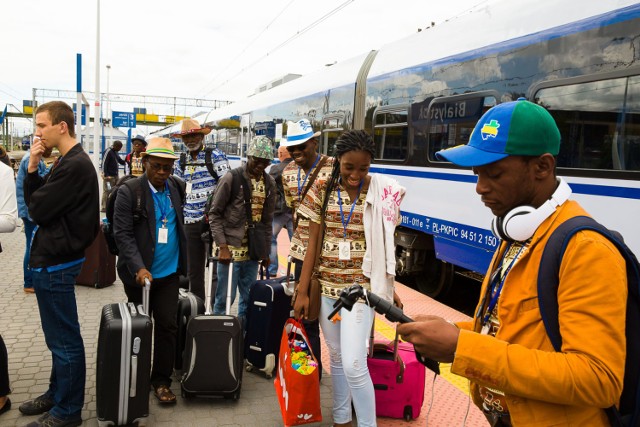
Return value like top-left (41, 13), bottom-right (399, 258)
top-left (113, 137), bottom-right (187, 405)
top-left (173, 118), bottom-right (230, 302)
top-left (281, 118), bottom-right (334, 379)
top-left (208, 135), bottom-right (276, 327)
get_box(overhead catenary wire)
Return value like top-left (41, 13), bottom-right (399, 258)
top-left (202, 0), bottom-right (355, 98)
top-left (195, 0), bottom-right (297, 98)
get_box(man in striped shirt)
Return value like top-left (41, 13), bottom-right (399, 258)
top-left (173, 119), bottom-right (230, 301)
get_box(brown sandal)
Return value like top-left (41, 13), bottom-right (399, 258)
top-left (154, 385), bottom-right (176, 404)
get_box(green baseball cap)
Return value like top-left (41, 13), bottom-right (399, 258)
top-left (436, 98), bottom-right (560, 167)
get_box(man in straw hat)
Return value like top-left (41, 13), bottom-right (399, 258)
top-left (173, 118), bottom-right (229, 302)
top-left (113, 137), bottom-right (187, 405)
top-left (281, 118), bottom-right (334, 379)
top-left (208, 135), bottom-right (275, 327)
top-left (20, 101), bottom-right (99, 427)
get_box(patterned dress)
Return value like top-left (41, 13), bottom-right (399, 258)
top-left (297, 177), bottom-right (370, 299)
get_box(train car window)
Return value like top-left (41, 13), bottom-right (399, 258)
top-left (535, 76), bottom-right (640, 171)
top-left (412, 93), bottom-right (497, 163)
top-left (372, 106), bottom-right (408, 161)
top-left (322, 114), bottom-right (344, 156)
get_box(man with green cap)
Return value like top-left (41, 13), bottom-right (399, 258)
top-left (398, 99), bottom-right (627, 426)
top-left (208, 135), bottom-right (276, 326)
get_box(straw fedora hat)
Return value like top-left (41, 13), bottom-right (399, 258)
top-left (282, 119), bottom-right (320, 147)
top-left (172, 118), bottom-right (211, 138)
top-left (141, 137), bottom-right (178, 159)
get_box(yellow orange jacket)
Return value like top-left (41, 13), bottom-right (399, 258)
top-left (452, 200), bottom-right (627, 426)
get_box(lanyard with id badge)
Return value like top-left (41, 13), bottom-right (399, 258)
top-left (336, 179), bottom-right (363, 261)
top-left (478, 243), bottom-right (526, 335)
top-left (153, 182), bottom-right (171, 244)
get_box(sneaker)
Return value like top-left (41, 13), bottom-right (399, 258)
top-left (18, 394), bottom-right (54, 416)
top-left (24, 287), bottom-right (35, 294)
top-left (23, 413), bottom-right (82, 427)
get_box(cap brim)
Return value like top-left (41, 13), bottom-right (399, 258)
top-left (435, 144), bottom-right (509, 167)
top-left (281, 131), bottom-right (320, 147)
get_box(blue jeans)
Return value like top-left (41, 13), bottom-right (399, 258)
top-left (22, 218), bottom-right (36, 288)
top-left (32, 263), bottom-right (85, 420)
top-left (214, 260), bottom-right (259, 326)
top-left (268, 213), bottom-right (293, 277)
top-left (319, 296), bottom-right (376, 426)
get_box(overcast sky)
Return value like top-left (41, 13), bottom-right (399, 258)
top-left (1, 0), bottom-right (483, 135)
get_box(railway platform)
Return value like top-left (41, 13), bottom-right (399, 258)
top-left (0, 224), bottom-right (488, 426)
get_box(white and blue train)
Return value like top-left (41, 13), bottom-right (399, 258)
top-left (158, 0), bottom-right (640, 297)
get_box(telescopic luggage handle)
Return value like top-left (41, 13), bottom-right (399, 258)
top-left (140, 278), bottom-right (151, 316)
top-left (331, 284), bottom-right (440, 375)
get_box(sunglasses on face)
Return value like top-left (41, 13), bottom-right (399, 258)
top-left (147, 161), bottom-right (174, 172)
top-left (286, 142), bottom-right (309, 153)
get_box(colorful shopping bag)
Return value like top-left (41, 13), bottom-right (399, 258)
top-left (274, 318), bottom-right (322, 426)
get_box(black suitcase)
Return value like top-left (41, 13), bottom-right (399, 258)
top-left (181, 258), bottom-right (243, 399)
top-left (96, 281), bottom-right (152, 426)
top-left (175, 288), bottom-right (205, 371)
top-left (245, 268), bottom-right (294, 378)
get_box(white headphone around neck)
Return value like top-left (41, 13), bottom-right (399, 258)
top-left (491, 177), bottom-right (572, 242)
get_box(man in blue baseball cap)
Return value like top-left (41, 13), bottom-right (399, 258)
top-left (398, 99), bottom-right (627, 426)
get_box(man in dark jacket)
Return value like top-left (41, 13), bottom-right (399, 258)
top-left (20, 101), bottom-right (99, 427)
top-left (113, 137), bottom-right (187, 405)
top-left (209, 135), bottom-right (275, 326)
top-left (101, 140), bottom-right (125, 211)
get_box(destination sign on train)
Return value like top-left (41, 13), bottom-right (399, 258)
top-left (413, 98), bottom-right (484, 124)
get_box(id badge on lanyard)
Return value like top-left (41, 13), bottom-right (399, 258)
top-left (338, 241), bottom-right (350, 260)
top-left (158, 226), bottom-right (168, 244)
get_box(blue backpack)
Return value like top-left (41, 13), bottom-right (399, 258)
top-left (538, 216), bottom-right (640, 427)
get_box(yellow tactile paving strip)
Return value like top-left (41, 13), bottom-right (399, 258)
top-left (275, 232), bottom-right (489, 426)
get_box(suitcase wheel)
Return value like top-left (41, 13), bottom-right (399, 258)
top-left (224, 391), bottom-right (241, 401)
top-left (245, 364), bottom-right (254, 373)
top-left (404, 405), bottom-right (413, 421)
top-left (181, 389), bottom-right (194, 399)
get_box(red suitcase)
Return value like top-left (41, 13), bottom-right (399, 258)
top-left (368, 329), bottom-right (426, 421)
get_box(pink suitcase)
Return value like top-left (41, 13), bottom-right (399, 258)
top-left (368, 331), bottom-right (426, 421)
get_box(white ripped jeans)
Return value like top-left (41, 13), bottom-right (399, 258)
top-left (319, 296), bottom-right (376, 426)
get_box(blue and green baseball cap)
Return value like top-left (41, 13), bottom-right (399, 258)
top-left (435, 98), bottom-right (560, 167)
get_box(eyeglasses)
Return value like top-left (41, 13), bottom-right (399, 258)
top-left (147, 161), bottom-right (174, 172)
top-left (286, 142), bottom-right (309, 153)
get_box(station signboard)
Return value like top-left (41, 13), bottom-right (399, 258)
top-left (112, 111), bottom-right (136, 128)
